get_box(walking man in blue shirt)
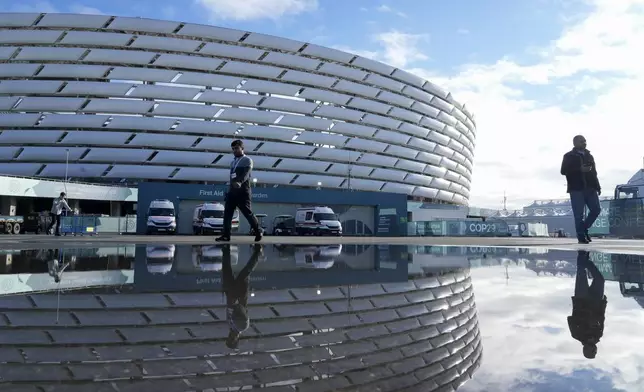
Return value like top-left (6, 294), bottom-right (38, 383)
top-left (560, 135), bottom-right (601, 244)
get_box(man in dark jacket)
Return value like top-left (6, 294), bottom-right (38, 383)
top-left (560, 135), bottom-right (601, 244)
top-left (216, 140), bottom-right (263, 242)
top-left (567, 250), bottom-right (606, 359)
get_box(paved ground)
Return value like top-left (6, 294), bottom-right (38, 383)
top-left (0, 234), bottom-right (643, 253)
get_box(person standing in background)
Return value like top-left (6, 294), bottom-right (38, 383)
top-left (560, 135), bottom-right (601, 244)
top-left (48, 192), bottom-right (71, 236)
top-left (216, 139), bottom-right (263, 242)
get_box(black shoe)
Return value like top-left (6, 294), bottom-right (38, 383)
top-left (215, 236), bottom-right (230, 242)
top-left (584, 230), bottom-right (592, 243)
top-left (254, 229), bottom-right (263, 242)
top-left (578, 238), bottom-right (589, 244)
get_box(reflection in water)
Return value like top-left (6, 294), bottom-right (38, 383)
top-left (568, 251), bottom-right (607, 359)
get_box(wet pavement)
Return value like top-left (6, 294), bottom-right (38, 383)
top-left (0, 243), bottom-right (642, 391)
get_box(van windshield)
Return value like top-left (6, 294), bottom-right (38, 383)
top-left (202, 210), bottom-right (224, 218)
top-left (314, 213), bottom-right (338, 221)
top-left (149, 208), bottom-right (174, 217)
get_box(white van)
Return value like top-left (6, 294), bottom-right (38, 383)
top-left (146, 199), bottom-right (176, 235)
top-left (294, 244), bottom-right (342, 269)
top-left (294, 206), bottom-right (343, 236)
top-left (191, 245), bottom-right (239, 271)
top-left (192, 203), bottom-right (239, 235)
top-left (145, 244), bottom-right (176, 274)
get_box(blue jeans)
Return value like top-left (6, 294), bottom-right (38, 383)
top-left (570, 189), bottom-right (601, 240)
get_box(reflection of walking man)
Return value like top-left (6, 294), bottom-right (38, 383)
top-left (48, 192), bottom-right (71, 236)
top-left (560, 135), bottom-right (601, 244)
top-left (567, 250), bottom-right (607, 359)
top-left (222, 244), bottom-right (262, 349)
top-left (216, 140), bottom-right (262, 242)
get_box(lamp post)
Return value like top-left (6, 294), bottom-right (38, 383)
top-left (64, 148), bottom-right (69, 194)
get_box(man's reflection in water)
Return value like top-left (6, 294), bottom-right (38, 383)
top-left (567, 250), bottom-right (607, 359)
top-left (46, 249), bottom-right (65, 283)
top-left (222, 244), bottom-right (262, 349)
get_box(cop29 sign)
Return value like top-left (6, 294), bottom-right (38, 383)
top-left (463, 220), bottom-right (509, 236)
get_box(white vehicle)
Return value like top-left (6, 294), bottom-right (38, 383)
top-left (145, 245), bottom-right (176, 274)
top-left (146, 199), bottom-right (176, 235)
top-left (294, 245), bottom-right (343, 269)
top-left (294, 206), bottom-right (343, 236)
top-left (192, 203), bottom-right (239, 235)
top-left (190, 245), bottom-right (239, 272)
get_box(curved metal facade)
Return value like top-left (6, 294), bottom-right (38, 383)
top-left (0, 13), bottom-right (476, 205)
top-left (0, 267), bottom-right (481, 391)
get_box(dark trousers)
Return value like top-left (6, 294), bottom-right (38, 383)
top-left (575, 254), bottom-right (605, 299)
top-left (570, 189), bottom-right (601, 240)
top-left (48, 214), bottom-right (62, 235)
top-left (222, 191), bottom-right (259, 237)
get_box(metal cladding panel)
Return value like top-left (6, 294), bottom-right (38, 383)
top-left (276, 158), bottom-right (330, 173)
top-left (432, 97), bottom-right (455, 114)
top-left (109, 67), bottom-right (178, 83)
top-left (301, 44), bottom-right (355, 63)
top-left (346, 178), bottom-right (384, 192)
top-left (243, 33), bottom-right (304, 52)
top-left (0, 130), bottom-right (63, 144)
top-left (40, 163), bottom-right (108, 177)
top-left (427, 131), bottom-right (452, 147)
top-left (424, 81), bottom-right (449, 100)
top-left (131, 35), bottom-right (202, 52)
top-left (38, 114), bottom-right (109, 128)
top-left (217, 108), bottom-right (281, 124)
top-left (154, 54), bottom-right (223, 72)
top-left (61, 31), bottom-right (132, 46)
top-left (358, 153), bottom-right (397, 167)
top-left (378, 91), bottom-right (414, 108)
top-left (60, 81), bottom-right (132, 97)
top-left (39, 64), bottom-right (110, 79)
top-left (108, 16), bottom-right (180, 33)
top-left (389, 107), bottom-right (422, 124)
top-left (0, 114), bottom-right (40, 127)
top-left (197, 90), bottom-right (261, 107)
top-left (177, 24), bottom-right (246, 42)
top-left (312, 148), bottom-right (361, 162)
top-left (0, 163), bottom-right (40, 175)
top-left (352, 56), bottom-right (395, 76)
top-left (435, 145), bottom-right (456, 160)
top-left (62, 131), bottom-right (132, 146)
top-left (0, 80), bottom-right (62, 94)
top-left (412, 101), bottom-right (440, 118)
top-left (347, 97), bottom-right (391, 115)
top-left (173, 167), bottom-right (229, 181)
top-left (278, 115), bottom-right (332, 131)
top-left (140, 101), bottom-right (218, 122)
top-left (416, 151), bottom-right (442, 166)
top-left (200, 42), bottom-right (264, 61)
top-left (17, 147), bottom-right (86, 161)
top-left (405, 173), bottom-right (433, 187)
top-left (0, 146), bottom-right (21, 159)
top-left (319, 63), bottom-right (368, 82)
top-left (335, 79), bottom-right (380, 98)
top-left (107, 116), bottom-right (175, 132)
top-left (197, 138), bottom-right (260, 152)
top-left (38, 13), bottom-right (111, 28)
top-left (84, 49), bottom-right (157, 65)
top-left (365, 73), bottom-right (405, 92)
top-left (386, 146), bottom-right (420, 161)
top-left (0, 97), bottom-right (19, 111)
top-left (106, 165), bottom-right (174, 179)
top-left (257, 142), bottom-right (315, 158)
top-left (370, 168), bottom-right (407, 182)
top-left (16, 97), bottom-right (86, 112)
top-left (372, 129), bottom-right (411, 145)
top-left (246, 155), bottom-right (279, 169)
top-left (299, 88), bottom-right (351, 106)
top-left (422, 116), bottom-right (447, 132)
top-left (221, 61), bottom-right (284, 79)
top-left (0, 29), bottom-right (62, 44)
top-left (263, 52), bottom-right (320, 71)
top-left (331, 122), bottom-right (376, 138)
top-left (391, 69), bottom-right (425, 88)
top-left (408, 137), bottom-right (438, 153)
top-left (259, 97), bottom-right (318, 114)
top-left (315, 106), bottom-right (364, 122)
top-left (293, 174), bottom-right (344, 188)
top-left (361, 113), bottom-right (402, 130)
top-left (16, 47), bottom-right (85, 61)
top-left (83, 99), bottom-right (154, 115)
top-left (152, 150), bottom-right (216, 165)
top-left (241, 125), bottom-right (298, 141)
top-left (252, 170), bottom-right (296, 185)
top-left (326, 162), bottom-right (372, 177)
top-left (413, 186), bottom-right (439, 199)
top-left (0, 13), bottom-right (40, 27)
top-left (381, 182), bottom-right (415, 195)
top-left (83, 148), bottom-right (152, 163)
top-left (0, 46), bottom-right (16, 59)
top-left (432, 177), bottom-right (453, 191)
top-left (395, 158), bottom-right (426, 173)
top-left (437, 111), bottom-right (458, 127)
top-left (174, 120), bottom-right (238, 136)
top-left (424, 165), bottom-right (449, 178)
top-left (129, 133), bottom-right (198, 148)
top-left (0, 63), bottom-right (40, 77)
top-left (295, 131), bottom-right (348, 147)
top-left (129, 84), bottom-right (198, 101)
top-left (242, 79), bottom-right (300, 96)
top-left (282, 70), bottom-right (337, 89)
top-left (177, 72), bottom-right (242, 89)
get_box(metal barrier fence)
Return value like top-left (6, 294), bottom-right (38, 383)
top-left (0, 215), bottom-right (137, 235)
top-left (407, 219), bottom-right (512, 237)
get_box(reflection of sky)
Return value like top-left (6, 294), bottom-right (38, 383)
top-left (461, 266), bottom-right (644, 392)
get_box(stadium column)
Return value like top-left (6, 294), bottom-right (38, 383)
top-left (110, 201), bottom-right (122, 217)
top-left (0, 196), bottom-right (17, 216)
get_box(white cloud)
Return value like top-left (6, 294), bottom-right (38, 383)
top-left (457, 28), bottom-right (470, 35)
top-left (195, 0), bottom-right (318, 21)
top-left (353, 0), bottom-right (644, 209)
top-left (376, 4), bottom-right (407, 18)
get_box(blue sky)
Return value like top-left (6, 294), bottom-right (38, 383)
top-left (3, 0), bottom-right (644, 209)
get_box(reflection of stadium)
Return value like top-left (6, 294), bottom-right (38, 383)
top-left (0, 260), bottom-right (482, 391)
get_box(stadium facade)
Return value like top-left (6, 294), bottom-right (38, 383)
top-left (0, 12), bottom-right (476, 207)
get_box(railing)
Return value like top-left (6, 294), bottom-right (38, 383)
top-left (0, 215), bottom-right (138, 234)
